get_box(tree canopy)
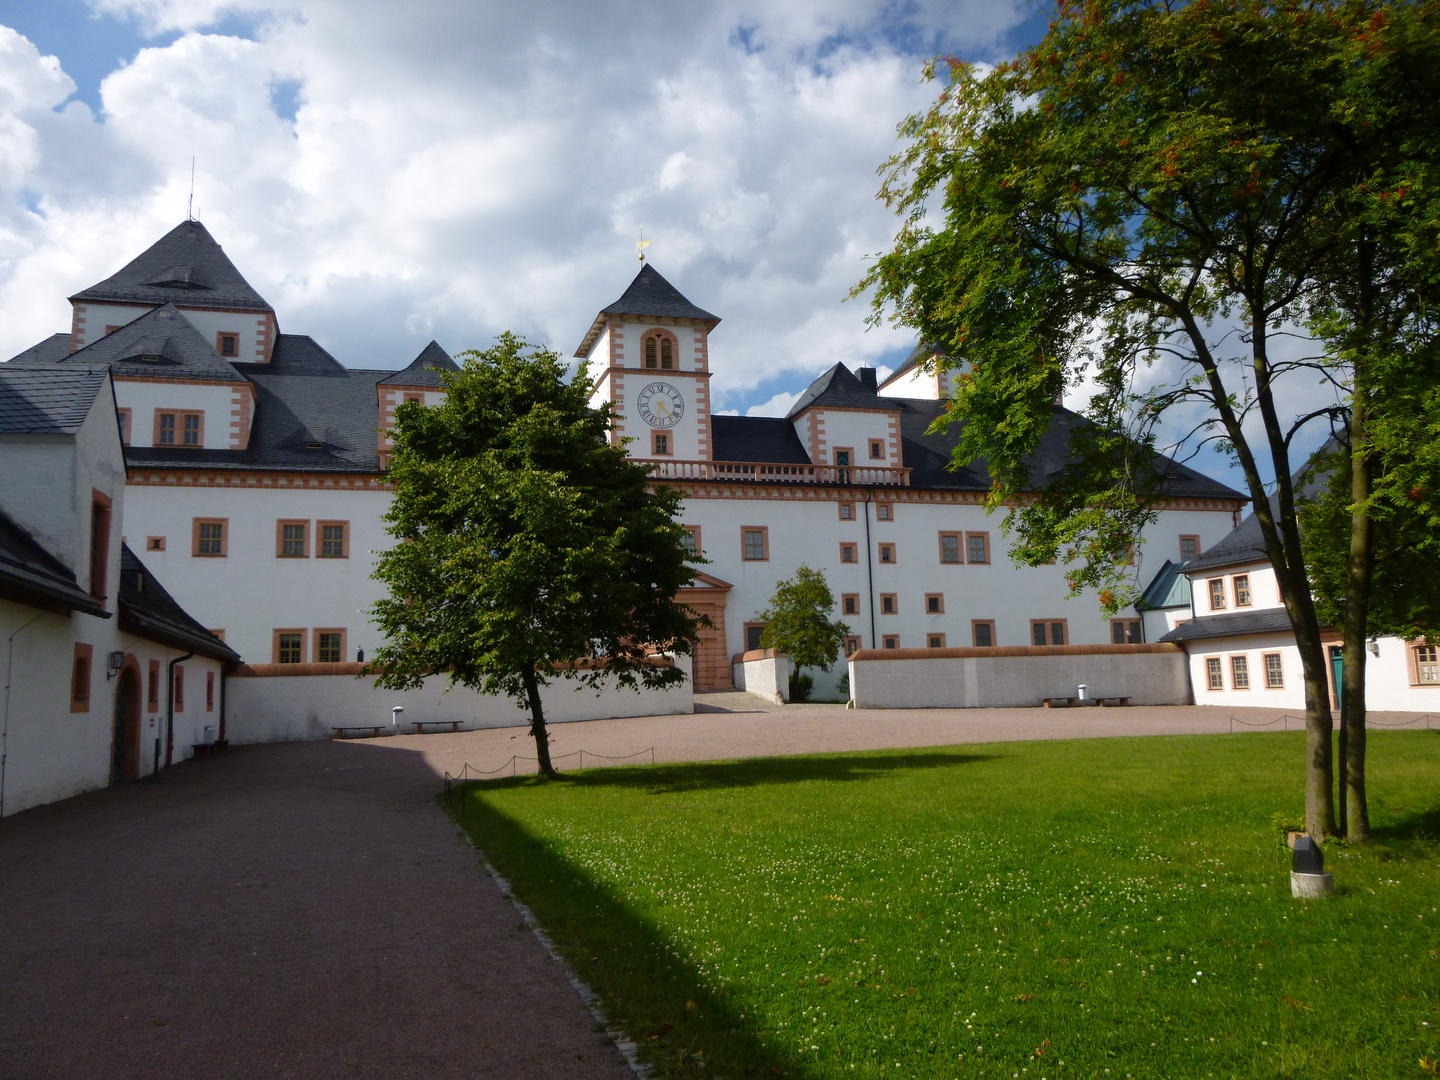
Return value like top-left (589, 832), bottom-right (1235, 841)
top-left (857, 0), bottom-right (1440, 836)
top-left (369, 333), bottom-right (706, 776)
top-left (757, 566), bottom-right (850, 699)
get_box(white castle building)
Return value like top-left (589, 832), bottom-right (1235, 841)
top-left (4, 221), bottom-right (1250, 709)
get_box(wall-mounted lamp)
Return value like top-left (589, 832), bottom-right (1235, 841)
top-left (106, 650), bottom-right (125, 680)
top-left (1367, 639), bottom-right (1380, 657)
top-left (356, 646), bottom-right (365, 663)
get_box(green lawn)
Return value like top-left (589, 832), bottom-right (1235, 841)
top-left (452, 732), bottom-right (1440, 1079)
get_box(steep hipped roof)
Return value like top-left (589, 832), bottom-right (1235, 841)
top-left (1157, 607), bottom-right (1295, 644)
top-left (712, 415), bottom-right (811, 463)
top-left (787, 362), bottom-right (902, 419)
top-left (70, 220), bottom-right (272, 311)
top-left (1137, 559), bottom-right (1192, 611)
top-left (0, 508), bottom-right (109, 615)
top-left (21, 304), bottom-right (248, 383)
top-left (0, 367), bottom-right (109, 434)
top-left (119, 545), bottom-right (240, 663)
top-left (378, 341), bottom-right (458, 388)
top-left (5, 333), bottom-right (71, 366)
top-left (575, 265), bottom-right (720, 357)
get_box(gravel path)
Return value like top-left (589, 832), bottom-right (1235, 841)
top-left (0, 740), bottom-right (631, 1080)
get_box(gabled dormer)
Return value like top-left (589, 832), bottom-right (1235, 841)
top-left (377, 341), bottom-right (458, 465)
top-left (68, 220), bottom-right (278, 363)
top-left (577, 265), bottom-right (719, 460)
top-left (786, 363), bottom-right (907, 484)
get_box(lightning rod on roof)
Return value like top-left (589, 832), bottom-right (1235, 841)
top-left (188, 157), bottom-right (195, 221)
top-left (637, 230), bottom-right (651, 263)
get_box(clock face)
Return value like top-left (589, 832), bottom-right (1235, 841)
top-left (636, 382), bottom-right (685, 429)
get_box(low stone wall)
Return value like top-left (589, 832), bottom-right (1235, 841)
top-left (740, 649), bottom-right (791, 704)
top-left (226, 657), bottom-right (692, 744)
top-left (848, 643), bottom-right (1190, 709)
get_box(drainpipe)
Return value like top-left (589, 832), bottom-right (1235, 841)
top-left (862, 488), bottom-right (876, 648)
top-left (1, 613), bottom-right (45, 818)
top-left (165, 648), bottom-right (194, 769)
top-left (218, 667), bottom-right (228, 743)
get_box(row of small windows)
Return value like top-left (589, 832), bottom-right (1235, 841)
top-left (116, 409), bottom-right (203, 447)
top-left (1205, 652), bottom-right (1286, 691)
top-left (70, 647), bottom-right (214, 713)
top-left (732, 527), bottom-right (994, 566)
top-left (743, 617), bottom-right (1144, 654)
top-left (274, 628), bottom-right (350, 665)
top-left (1208, 573), bottom-right (1253, 610)
top-left (144, 519), bottom-right (350, 559)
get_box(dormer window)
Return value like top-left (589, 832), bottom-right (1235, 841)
top-left (140, 355), bottom-right (161, 363)
top-left (305, 441), bottom-right (323, 450)
top-left (155, 410), bottom-right (202, 447)
top-left (217, 333), bottom-right (238, 357)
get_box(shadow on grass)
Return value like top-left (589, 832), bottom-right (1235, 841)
top-left (486, 749), bottom-right (1000, 795)
top-left (454, 787), bottom-right (809, 1079)
top-left (1367, 805), bottom-right (1440, 848)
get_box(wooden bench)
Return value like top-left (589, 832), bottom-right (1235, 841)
top-left (1099, 696), bottom-right (1132, 707)
top-left (190, 739), bottom-right (230, 760)
top-left (332, 725), bottom-right (393, 739)
top-left (412, 720), bottom-right (462, 734)
top-left (1043, 696), bottom-right (1132, 708)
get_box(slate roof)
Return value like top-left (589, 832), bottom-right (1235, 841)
top-left (0, 367), bottom-right (109, 434)
top-left (1181, 506), bottom-right (1271, 573)
top-left (378, 341), bottom-right (458, 388)
top-left (0, 508), bottom-right (109, 615)
top-left (119, 545), bottom-right (240, 663)
top-left (787, 363), bottom-right (902, 419)
top-left (1157, 607), bottom-right (1295, 644)
top-left (70, 220), bottom-right (272, 311)
top-left (575, 265), bottom-right (719, 357)
top-left (5, 333), bottom-right (71, 366)
top-left (1137, 559), bottom-right (1192, 611)
top-left (13, 304), bottom-right (247, 383)
top-left (712, 415), bottom-right (811, 463)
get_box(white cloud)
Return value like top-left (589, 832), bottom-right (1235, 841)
top-left (746, 391), bottom-right (799, 417)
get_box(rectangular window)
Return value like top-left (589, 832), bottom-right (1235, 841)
top-left (1208, 578), bottom-right (1226, 610)
top-left (838, 502), bottom-right (854, 521)
top-left (1206, 656), bottom-right (1224, 691)
top-left (1180, 535), bottom-right (1200, 562)
top-left (192, 518), bottom-right (227, 557)
top-left (1230, 654), bottom-right (1250, 690)
top-left (1264, 652), bottom-right (1285, 689)
top-left (869, 439), bottom-right (884, 460)
top-left (183, 413), bottom-right (201, 446)
top-left (939, 532), bottom-right (962, 564)
top-left (883, 635), bottom-right (900, 650)
top-left (206, 670), bottom-right (215, 712)
top-left (157, 411), bottom-right (175, 445)
top-left (1111, 619), bottom-right (1142, 644)
top-left (315, 628), bottom-right (346, 665)
top-left (1031, 620), bottom-right (1067, 646)
top-left (116, 408), bottom-right (131, 446)
top-left (840, 542), bottom-right (857, 564)
top-left (744, 623), bottom-right (766, 653)
top-left (174, 664), bottom-right (185, 712)
top-left (1414, 644), bottom-right (1439, 685)
top-left (972, 620), bottom-right (996, 648)
top-left (844, 634), bottom-right (863, 656)
top-left (89, 491), bottom-right (112, 600)
top-left (146, 536), bottom-right (166, 552)
top-left (842, 593), bottom-right (859, 616)
top-left (878, 543), bottom-right (895, 564)
top-left (71, 644), bottom-right (93, 713)
top-left (155, 410), bottom-right (202, 447)
top-left (927, 633), bottom-right (947, 649)
top-left (742, 527), bottom-right (769, 561)
top-left (966, 532), bottom-right (990, 564)
top-left (925, 593), bottom-right (943, 614)
top-left (833, 448), bottom-right (852, 481)
top-left (147, 659), bottom-right (160, 710)
top-left (1233, 574), bottom-right (1252, 607)
top-left (276, 520), bottom-right (309, 558)
top-left (881, 594), bottom-right (897, 614)
top-left (651, 431), bottom-right (671, 456)
top-left (318, 521), bottom-right (348, 558)
top-left (681, 526), bottom-right (700, 559)
top-left (217, 332), bottom-right (239, 357)
top-left (274, 630), bottom-right (306, 665)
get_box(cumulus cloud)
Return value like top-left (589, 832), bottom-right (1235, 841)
top-left (0, 0), bottom-right (1030, 411)
top-left (745, 391), bottom-right (800, 417)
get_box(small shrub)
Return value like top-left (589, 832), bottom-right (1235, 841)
top-left (789, 671), bottom-right (813, 702)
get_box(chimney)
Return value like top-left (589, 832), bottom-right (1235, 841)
top-left (858, 367), bottom-right (878, 393)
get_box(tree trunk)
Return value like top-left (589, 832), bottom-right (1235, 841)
top-left (1342, 372), bottom-right (1374, 841)
top-left (520, 663), bottom-right (557, 778)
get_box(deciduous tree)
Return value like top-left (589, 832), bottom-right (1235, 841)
top-left (369, 333), bottom-right (706, 776)
top-left (757, 565), bottom-right (850, 701)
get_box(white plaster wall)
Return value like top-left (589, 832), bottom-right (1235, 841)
top-left (619, 374), bottom-right (705, 461)
top-left (175, 309), bottom-right (272, 364)
top-left (0, 435), bottom-right (83, 572)
top-left (1191, 560), bottom-right (1279, 615)
top-left (878, 364), bottom-right (939, 399)
top-left (1365, 637), bottom-right (1440, 711)
top-left (618, 317), bottom-right (704, 371)
top-left (681, 493), bottom-right (1237, 659)
top-left (810, 409), bottom-right (897, 466)
top-left (741, 653), bottom-right (791, 703)
top-left (849, 647), bottom-right (1191, 709)
top-left (122, 483), bottom-right (394, 666)
top-left (113, 380), bottom-right (239, 450)
top-left (225, 662), bottom-right (692, 744)
top-left (71, 302), bottom-right (149, 349)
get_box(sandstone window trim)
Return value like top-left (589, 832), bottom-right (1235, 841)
top-left (192, 518), bottom-right (228, 558)
top-left (276, 519), bottom-right (310, 558)
top-left (317, 520), bottom-right (349, 559)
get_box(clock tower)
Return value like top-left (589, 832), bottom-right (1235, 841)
top-left (575, 265), bottom-right (718, 463)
